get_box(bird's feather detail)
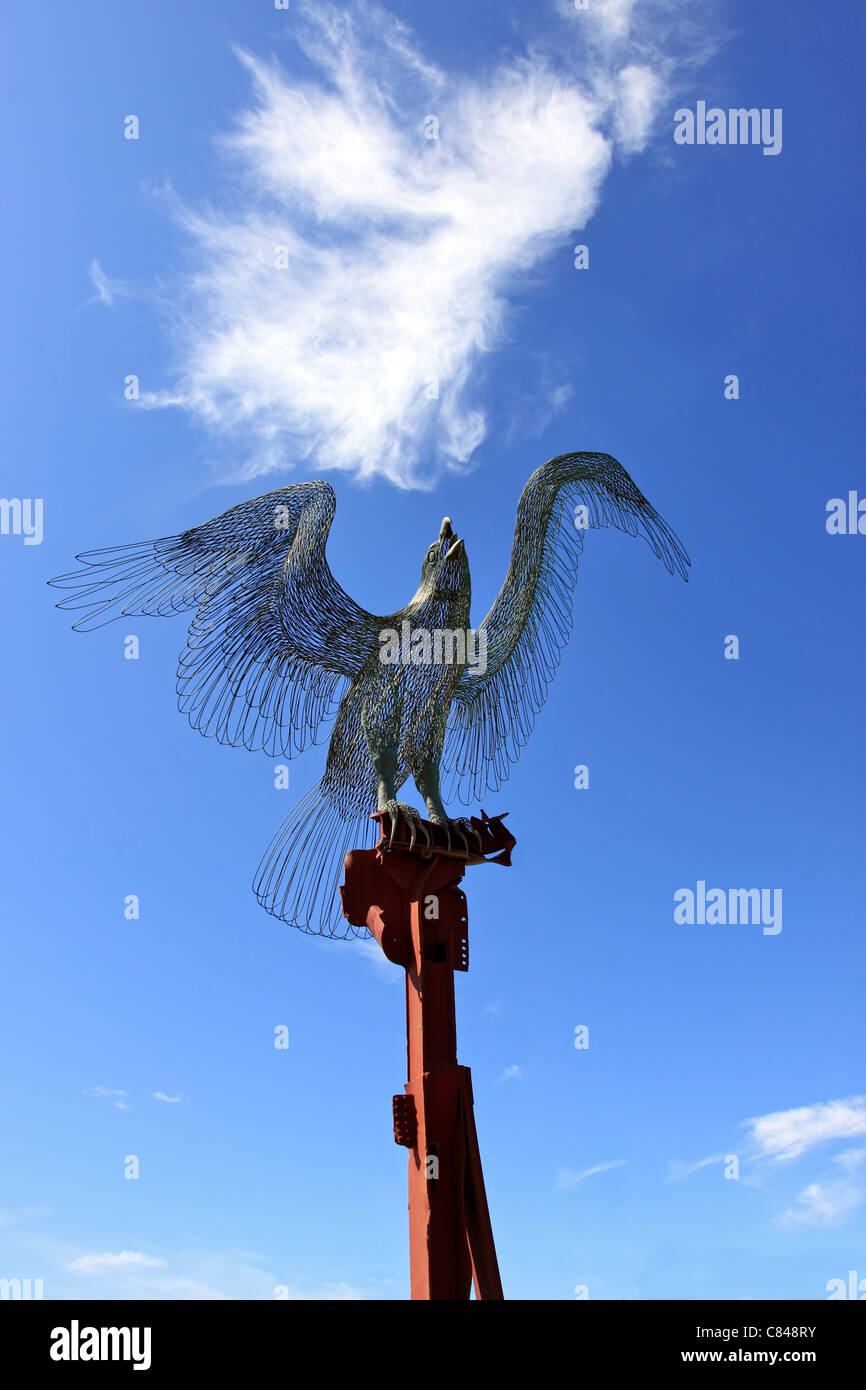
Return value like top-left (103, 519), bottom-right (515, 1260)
top-left (254, 779), bottom-right (379, 938)
top-left (441, 453), bottom-right (690, 804)
top-left (49, 481), bottom-right (382, 756)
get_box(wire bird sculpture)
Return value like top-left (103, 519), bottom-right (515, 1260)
top-left (50, 452), bottom-right (689, 937)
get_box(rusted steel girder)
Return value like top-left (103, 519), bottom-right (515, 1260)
top-left (340, 810), bottom-right (515, 1300)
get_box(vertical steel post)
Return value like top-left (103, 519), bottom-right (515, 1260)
top-left (341, 812), bottom-right (512, 1300)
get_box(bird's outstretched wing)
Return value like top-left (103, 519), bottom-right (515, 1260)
top-left (441, 453), bottom-right (690, 804)
top-left (49, 481), bottom-right (381, 756)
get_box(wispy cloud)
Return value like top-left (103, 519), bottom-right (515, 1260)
top-left (745, 1097), bottom-right (866, 1164)
top-left (778, 1147), bottom-right (866, 1229)
top-left (503, 368), bottom-right (575, 450)
top-left (779, 1178), bottom-right (864, 1228)
top-left (498, 1064), bottom-right (522, 1082)
top-left (672, 1101), bottom-right (866, 1228)
top-left (85, 1086), bottom-right (129, 1109)
top-left (141, 0), bottom-right (715, 487)
top-left (554, 1159), bottom-right (626, 1191)
top-left (779, 1182), bottom-right (861, 1228)
top-left (666, 1153), bottom-right (727, 1183)
top-left (62, 1246), bottom-right (369, 1300)
top-left (153, 1092), bottom-right (182, 1104)
top-left (88, 259), bottom-right (117, 307)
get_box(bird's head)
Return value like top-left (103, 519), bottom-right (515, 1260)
top-left (417, 517), bottom-right (469, 601)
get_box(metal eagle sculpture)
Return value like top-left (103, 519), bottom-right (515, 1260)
top-left (50, 452), bottom-right (689, 938)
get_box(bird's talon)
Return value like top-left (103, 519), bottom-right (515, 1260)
top-left (456, 817), bottom-right (481, 856)
top-left (382, 800), bottom-right (428, 852)
top-left (427, 815), bottom-right (481, 857)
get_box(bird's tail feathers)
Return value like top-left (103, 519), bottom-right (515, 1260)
top-left (254, 780), bottom-right (378, 938)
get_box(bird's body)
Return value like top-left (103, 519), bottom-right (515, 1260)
top-left (339, 523), bottom-right (472, 820)
top-left (50, 453), bottom-right (689, 936)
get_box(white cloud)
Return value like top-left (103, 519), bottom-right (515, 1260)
top-left (86, 260), bottom-right (137, 310)
top-left (612, 63), bottom-right (664, 152)
top-left (780, 1147), bottom-right (866, 1228)
top-left (779, 1177), bottom-right (865, 1229)
top-left (667, 1104), bottom-right (866, 1226)
top-left (833, 1147), bottom-right (866, 1174)
top-left (88, 259), bottom-right (114, 306)
top-left (143, 0), bottom-right (714, 487)
top-left (745, 1097), bottom-right (866, 1164)
top-left (69, 1251), bottom-right (167, 1274)
top-left (503, 369), bottom-right (575, 449)
top-left (153, 1092), bottom-right (182, 1103)
top-left (554, 1159), bottom-right (626, 1191)
top-left (601, 0), bottom-right (639, 39)
top-left (499, 1064), bottom-right (522, 1082)
top-left (63, 1247), bottom-right (369, 1300)
top-left (85, 1086), bottom-right (129, 1109)
top-left (666, 1152), bottom-right (727, 1182)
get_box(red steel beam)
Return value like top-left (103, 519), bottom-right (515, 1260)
top-left (341, 811), bottom-right (513, 1300)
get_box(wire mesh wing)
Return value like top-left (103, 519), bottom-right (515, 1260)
top-left (440, 452), bottom-right (690, 804)
top-left (49, 481), bottom-right (382, 756)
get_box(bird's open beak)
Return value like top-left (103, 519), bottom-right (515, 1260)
top-left (439, 516), bottom-right (462, 560)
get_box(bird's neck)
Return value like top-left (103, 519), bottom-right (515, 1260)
top-left (405, 589), bottom-right (471, 631)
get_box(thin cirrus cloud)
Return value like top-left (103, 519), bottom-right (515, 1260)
top-left (68, 1252), bottom-right (227, 1300)
top-left (779, 1151), bottom-right (866, 1229)
top-left (554, 1159), bottom-right (627, 1191)
top-left (666, 1152), bottom-right (728, 1183)
top-left (153, 1092), bottom-right (182, 1103)
top-left (130, 0), bottom-right (714, 489)
top-left (745, 1096), bottom-right (866, 1163)
top-left (88, 260), bottom-right (115, 307)
top-left (63, 1248), bottom-right (367, 1300)
top-left (674, 1096), bottom-right (866, 1175)
top-left (84, 1086), bottom-right (129, 1110)
top-left (670, 1099), bottom-right (866, 1227)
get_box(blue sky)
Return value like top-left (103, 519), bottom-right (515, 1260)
top-left (1, 0), bottom-right (864, 1300)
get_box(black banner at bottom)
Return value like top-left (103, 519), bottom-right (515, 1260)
top-left (4, 1298), bottom-right (863, 1375)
